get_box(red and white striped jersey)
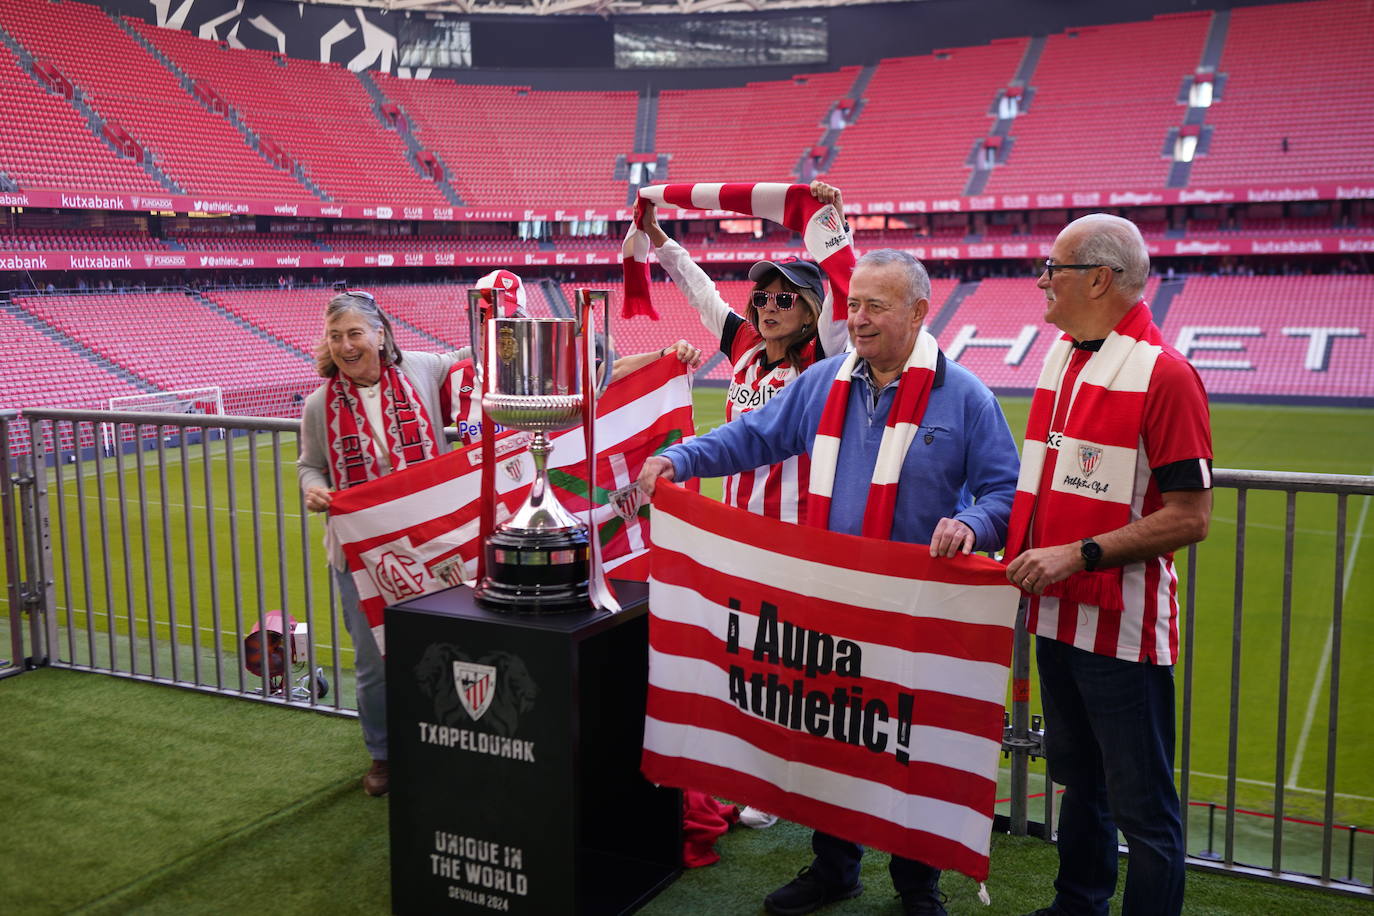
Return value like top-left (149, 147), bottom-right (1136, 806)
top-left (655, 239), bottom-right (839, 524)
top-left (439, 359), bottom-right (493, 448)
top-left (720, 319), bottom-right (821, 523)
top-left (1026, 347), bottom-right (1212, 666)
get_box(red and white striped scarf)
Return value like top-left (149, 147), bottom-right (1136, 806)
top-left (805, 329), bottom-right (939, 539)
top-left (622, 182), bottom-right (855, 320)
top-left (325, 366), bottom-right (441, 490)
top-left (1003, 303), bottom-right (1163, 611)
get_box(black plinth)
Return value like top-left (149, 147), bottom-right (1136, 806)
top-left (475, 526), bottom-right (591, 614)
top-left (385, 581), bottom-right (682, 915)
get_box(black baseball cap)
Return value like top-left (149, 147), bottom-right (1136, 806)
top-left (748, 257), bottom-right (826, 302)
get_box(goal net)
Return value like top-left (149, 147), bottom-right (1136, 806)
top-left (103, 386), bottom-right (225, 453)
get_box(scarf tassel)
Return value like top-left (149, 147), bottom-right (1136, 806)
top-left (1044, 569), bottom-right (1126, 613)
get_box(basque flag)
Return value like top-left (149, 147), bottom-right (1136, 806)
top-left (643, 483), bottom-right (1019, 880)
top-left (327, 356), bottom-right (695, 654)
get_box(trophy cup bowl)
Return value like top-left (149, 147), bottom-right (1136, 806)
top-left (468, 291), bottom-right (613, 613)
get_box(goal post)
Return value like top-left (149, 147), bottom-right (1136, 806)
top-left (104, 386), bottom-right (225, 453)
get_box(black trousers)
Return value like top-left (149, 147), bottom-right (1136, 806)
top-left (809, 830), bottom-right (941, 895)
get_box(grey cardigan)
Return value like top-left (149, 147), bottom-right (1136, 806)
top-left (296, 349), bottom-right (467, 496)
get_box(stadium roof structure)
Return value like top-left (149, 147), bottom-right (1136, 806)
top-left (310, 0), bottom-right (922, 17)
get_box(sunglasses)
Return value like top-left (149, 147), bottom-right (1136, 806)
top-left (750, 291), bottom-right (800, 311)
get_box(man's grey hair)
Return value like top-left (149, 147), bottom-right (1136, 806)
top-left (854, 248), bottom-right (931, 305)
top-left (1066, 213), bottom-right (1150, 301)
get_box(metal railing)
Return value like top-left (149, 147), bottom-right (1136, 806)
top-left (3, 406), bottom-right (1371, 898)
top-left (1000, 466), bottom-right (1374, 898)
top-left (1, 407), bottom-right (342, 713)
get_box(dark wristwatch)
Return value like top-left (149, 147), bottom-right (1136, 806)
top-left (1080, 537), bottom-right (1103, 572)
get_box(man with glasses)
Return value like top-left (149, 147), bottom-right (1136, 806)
top-left (638, 249), bottom-right (1020, 916)
top-left (1005, 214), bottom-right (1213, 916)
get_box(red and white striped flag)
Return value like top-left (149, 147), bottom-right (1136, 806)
top-left (327, 357), bottom-right (695, 653)
top-left (644, 482), bottom-right (1019, 881)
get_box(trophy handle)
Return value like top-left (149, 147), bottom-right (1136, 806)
top-left (466, 288), bottom-right (487, 383)
top-left (576, 288), bottom-right (614, 396)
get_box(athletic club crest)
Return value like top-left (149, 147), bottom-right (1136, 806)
top-left (1078, 444), bottom-right (1104, 477)
top-left (502, 457), bottom-right (524, 482)
top-left (816, 205), bottom-right (842, 234)
top-left (453, 661), bottom-right (498, 722)
top-left (609, 483), bottom-right (642, 521)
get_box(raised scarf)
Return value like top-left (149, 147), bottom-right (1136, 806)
top-left (1002, 302), bottom-right (1164, 611)
top-left (325, 365), bottom-right (440, 490)
top-left (474, 268), bottom-right (527, 317)
top-left (621, 182), bottom-right (855, 321)
top-left (805, 329), bottom-right (939, 539)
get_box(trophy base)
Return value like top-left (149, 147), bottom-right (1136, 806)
top-left (474, 527), bottom-right (593, 614)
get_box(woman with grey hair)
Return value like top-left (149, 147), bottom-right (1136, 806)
top-left (297, 289), bottom-right (468, 797)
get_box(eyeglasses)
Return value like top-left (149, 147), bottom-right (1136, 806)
top-left (750, 290), bottom-right (799, 311)
top-left (1041, 260), bottom-right (1124, 279)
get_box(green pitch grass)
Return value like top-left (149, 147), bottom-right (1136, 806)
top-left (2, 393), bottom-right (1371, 880)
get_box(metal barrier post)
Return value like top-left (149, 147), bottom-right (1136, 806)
top-left (1, 409), bottom-right (28, 678)
top-left (14, 414), bottom-right (56, 668)
top-left (1004, 595), bottom-right (1040, 836)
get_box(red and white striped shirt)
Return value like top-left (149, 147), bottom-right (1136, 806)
top-left (720, 322), bottom-right (818, 522)
top-left (656, 239), bottom-right (846, 524)
top-left (1026, 345), bottom-right (1212, 666)
top-left (439, 359), bottom-right (493, 448)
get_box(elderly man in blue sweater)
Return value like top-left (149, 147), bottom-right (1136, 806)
top-left (638, 248), bottom-right (1020, 916)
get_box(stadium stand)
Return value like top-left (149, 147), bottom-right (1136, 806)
top-left (130, 21), bottom-right (447, 206)
top-left (0, 0), bottom-right (306, 199)
top-left (205, 287), bottom-right (444, 356)
top-left (373, 75), bottom-right (637, 208)
top-left (0, 229), bottom-right (169, 250)
top-left (820, 40), bottom-right (1029, 199)
top-left (983, 13), bottom-right (1211, 193)
top-left (0, 42), bottom-right (166, 194)
top-left (655, 68), bottom-right (858, 184)
top-left (1157, 274), bottom-right (1374, 400)
top-left (0, 306), bottom-right (147, 412)
top-left (561, 280), bottom-right (745, 381)
top-left (168, 233), bottom-right (319, 251)
top-left (935, 276), bottom-right (1163, 390)
top-left (14, 291), bottom-right (317, 400)
top-left (380, 282), bottom-right (556, 347)
top-left (1188, 0), bottom-right (1374, 185)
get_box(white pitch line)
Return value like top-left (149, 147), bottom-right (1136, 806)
top-left (1287, 476), bottom-right (1372, 789)
top-left (1208, 514), bottom-right (1367, 539)
top-left (1180, 767), bottom-right (1374, 802)
top-left (47, 445), bottom-right (291, 481)
top-left (55, 492), bottom-right (307, 521)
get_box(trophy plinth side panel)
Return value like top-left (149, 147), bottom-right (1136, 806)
top-left (386, 581), bottom-right (682, 915)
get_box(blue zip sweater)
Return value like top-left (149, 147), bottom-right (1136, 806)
top-left (663, 350), bottom-right (1020, 550)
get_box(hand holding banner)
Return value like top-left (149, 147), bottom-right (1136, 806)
top-left (643, 482), bottom-right (1019, 881)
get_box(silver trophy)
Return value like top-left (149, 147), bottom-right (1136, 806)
top-left (467, 288), bottom-right (613, 613)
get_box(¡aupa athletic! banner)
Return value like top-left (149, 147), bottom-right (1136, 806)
top-left (327, 356), bottom-right (695, 654)
top-left (643, 483), bottom-right (1020, 881)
